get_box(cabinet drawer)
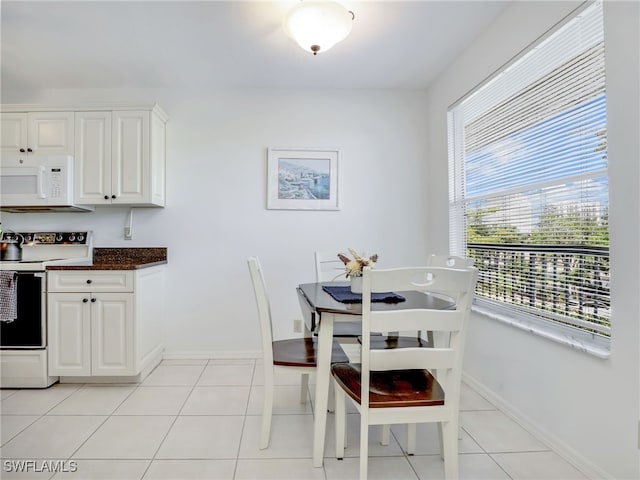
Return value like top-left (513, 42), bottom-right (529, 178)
top-left (48, 271), bottom-right (134, 292)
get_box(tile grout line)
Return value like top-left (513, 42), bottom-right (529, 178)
top-left (231, 359), bottom-right (257, 479)
top-left (0, 382), bottom-right (86, 457)
top-left (388, 424), bottom-right (421, 479)
top-left (60, 381), bottom-right (143, 477)
top-left (139, 362), bottom-right (210, 479)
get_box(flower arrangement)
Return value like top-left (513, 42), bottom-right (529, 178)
top-left (337, 248), bottom-right (379, 278)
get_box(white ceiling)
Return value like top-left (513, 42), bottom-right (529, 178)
top-left (1, 1), bottom-right (511, 91)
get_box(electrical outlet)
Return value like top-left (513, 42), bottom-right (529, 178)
top-left (293, 319), bottom-right (302, 333)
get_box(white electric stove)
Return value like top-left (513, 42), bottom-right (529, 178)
top-left (0, 232), bottom-right (92, 388)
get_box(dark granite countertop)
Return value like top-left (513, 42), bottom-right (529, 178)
top-left (47, 247), bottom-right (167, 270)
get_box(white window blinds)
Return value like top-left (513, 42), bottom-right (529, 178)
top-left (448, 1), bottom-right (609, 337)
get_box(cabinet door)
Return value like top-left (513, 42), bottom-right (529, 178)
top-left (48, 293), bottom-right (91, 376)
top-left (28, 112), bottom-right (74, 155)
top-left (91, 293), bottom-right (134, 375)
top-left (1, 113), bottom-right (28, 154)
top-left (111, 111), bottom-right (150, 204)
top-left (75, 112), bottom-right (112, 204)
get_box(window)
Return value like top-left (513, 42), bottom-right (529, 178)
top-left (448, 1), bottom-right (609, 341)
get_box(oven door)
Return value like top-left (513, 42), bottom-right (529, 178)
top-left (0, 271), bottom-right (46, 348)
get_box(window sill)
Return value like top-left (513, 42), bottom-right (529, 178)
top-left (472, 303), bottom-right (611, 359)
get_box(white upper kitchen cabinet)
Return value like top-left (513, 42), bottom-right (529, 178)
top-left (1, 111), bottom-right (74, 156)
top-left (75, 106), bottom-right (167, 206)
top-left (74, 111), bottom-right (112, 204)
top-left (2, 104), bottom-right (168, 207)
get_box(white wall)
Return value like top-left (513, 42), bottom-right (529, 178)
top-left (1, 87), bottom-right (431, 353)
top-left (5, 1), bottom-right (638, 477)
top-left (424, 1), bottom-right (639, 479)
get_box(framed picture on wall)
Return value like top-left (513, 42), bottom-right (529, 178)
top-left (267, 147), bottom-right (340, 210)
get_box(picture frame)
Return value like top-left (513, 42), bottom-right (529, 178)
top-left (267, 147), bottom-right (340, 210)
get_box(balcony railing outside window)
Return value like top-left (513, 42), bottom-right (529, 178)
top-left (468, 243), bottom-right (610, 336)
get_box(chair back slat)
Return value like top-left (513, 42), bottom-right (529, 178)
top-left (427, 254), bottom-right (474, 268)
top-left (247, 257), bottom-right (274, 365)
top-left (367, 267), bottom-right (475, 301)
top-left (369, 347), bottom-right (456, 371)
top-left (315, 251), bottom-right (347, 282)
top-left (370, 309), bottom-right (464, 334)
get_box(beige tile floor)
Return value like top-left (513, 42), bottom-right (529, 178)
top-left (0, 359), bottom-right (588, 480)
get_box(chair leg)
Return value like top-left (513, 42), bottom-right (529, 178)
top-left (442, 419), bottom-right (459, 480)
top-left (327, 379), bottom-right (335, 412)
top-left (380, 424), bottom-right (390, 446)
top-left (359, 414), bottom-right (369, 480)
top-left (334, 380), bottom-right (346, 459)
top-left (260, 369), bottom-right (275, 449)
top-left (407, 423), bottom-right (416, 455)
top-left (300, 373), bottom-right (309, 404)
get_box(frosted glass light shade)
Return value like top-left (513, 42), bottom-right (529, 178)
top-left (284, 1), bottom-right (354, 55)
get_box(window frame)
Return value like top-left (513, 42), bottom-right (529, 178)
top-left (447, 0), bottom-right (610, 357)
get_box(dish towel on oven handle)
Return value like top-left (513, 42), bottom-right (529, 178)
top-left (0, 271), bottom-right (18, 323)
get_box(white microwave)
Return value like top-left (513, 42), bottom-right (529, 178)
top-left (0, 155), bottom-right (93, 212)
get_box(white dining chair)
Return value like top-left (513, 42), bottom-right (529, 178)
top-left (367, 254), bottom-right (475, 446)
top-left (332, 265), bottom-right (478, 479)
top-left (247, 256), bottom-right (349, 449)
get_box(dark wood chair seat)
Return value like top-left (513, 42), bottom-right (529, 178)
top-left (357, 335), bottom-right (430, 349)
top-left (331, 363), bottom-right (445, 408)
top-left (273, 338), bottom-right (349, 367)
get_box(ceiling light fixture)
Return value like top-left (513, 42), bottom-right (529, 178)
top-left (284, 1), bottom-right (355, 56)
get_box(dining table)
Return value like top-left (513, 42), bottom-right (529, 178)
top-left (296, 281), bottom-right (456, 467)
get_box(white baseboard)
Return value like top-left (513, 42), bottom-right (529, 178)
top-left (162, 350), bottom-right (262, 360)
top-left (462, 372), bottom-right (613, 480)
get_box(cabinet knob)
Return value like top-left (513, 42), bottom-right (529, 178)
top-left (111, 195), bottom-right (116, 199)
top-left (91, 298), bottom-right (97, 303)
top-left (82, 298), bottom-right (89, 303)
top-left (86, 279), bottom-right (92, 284)
top-left (104, 195), bottom-right (109, 200)
top-left (27, 148), bottom-right (33, 153)
top-left (19, 148), bottom-right (25, 153)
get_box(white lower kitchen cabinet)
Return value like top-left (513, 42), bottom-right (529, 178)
top-left (47, 266), bottom-right (164, 379)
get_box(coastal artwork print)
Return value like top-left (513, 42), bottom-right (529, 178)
top-left (267, 148), bottom-right (340, 210)
top-left (278, 158), bottom-right (330, 200)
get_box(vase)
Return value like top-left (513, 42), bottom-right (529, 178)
top-left (350, 276), bottom-right (362, 293)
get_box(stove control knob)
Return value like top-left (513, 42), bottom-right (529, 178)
top-left (24, 234), bottom-right (32, 242)
top-left (77, 234), bottom-right (85, 242)
top-left (56, 234), bottom-right (63, 242)
top-left (69, 234), bottom-right (76, 242)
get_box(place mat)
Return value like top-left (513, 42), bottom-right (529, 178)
top-left (322, 285), bottom-right (405, 304)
